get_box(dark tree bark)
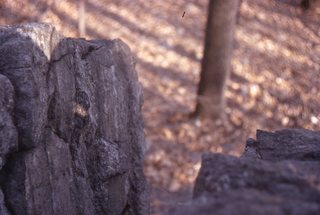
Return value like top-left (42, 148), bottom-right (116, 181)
top-left (194, 0), bottom-right (240, 120)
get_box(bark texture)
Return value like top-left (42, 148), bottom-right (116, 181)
top-left (170, 129), bottom-right (320, 215)
top-left (0, 23), bottom-right (148, 215)
top-left (195, 0), bottom-right (240, 120)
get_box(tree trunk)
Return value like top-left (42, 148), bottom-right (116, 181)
top-left (301, 0), bottom-right (320, 9)
top-left (78, 0), bottom-right (86, 37)
top-left (194, 0), bottom-right (240, 120)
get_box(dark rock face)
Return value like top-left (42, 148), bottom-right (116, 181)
top-left (0, 74), bottom-right (18, 170)
top-left (170, 129), bottom-right (320, 215)
top-left (194, 154), bottom-right (320, 202)
top-left (0, 23), bottom-right (148, 215)
top-left (246, 129), bottom-right (320, 161)
top-left (170, 190), bottom-right (320, 215)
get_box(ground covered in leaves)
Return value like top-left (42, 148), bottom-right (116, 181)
top-left (1, 0), bottom-right (319, 214)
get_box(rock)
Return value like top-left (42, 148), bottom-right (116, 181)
top-left (0, 74), bottom-right (18, 169)
top-left (169, 189), bottom-right (320, 215)
top-left (242, 137), bottom-right (261, 159)
top-left (170, 129), bottom-right (320, 215)
top-left (244, 129), bottom-right (320, 161)
top-left (0, 23), bottom-right (148, 215)
top-left (194, 153), bottom-right (320, 202)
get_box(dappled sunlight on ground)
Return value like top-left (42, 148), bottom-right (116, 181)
top-left (1, 0), bottom-right (319, 214)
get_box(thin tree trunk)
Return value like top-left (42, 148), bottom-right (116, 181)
top-left (194, 0), bottom-right (240, 121)
top-left (78, 0), bottom-right (86, 37)
top-left (301, 0), bottom-right (320, 9)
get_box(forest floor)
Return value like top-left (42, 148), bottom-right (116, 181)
top-left (1, 0), bottom-right (319, 214)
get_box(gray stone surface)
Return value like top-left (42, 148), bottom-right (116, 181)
top-left (170, 129), bottom-right (320, 215)
top-left (0, 23), bottom-right (148, 215)
top-left (169, 189), bottom-right (320, 215)
top-left (244, 129), bottom-right (320, 161)
top-left (0, 74), bottom-right (18, 169)
top-left (194, 153), bottom-right (320, 202)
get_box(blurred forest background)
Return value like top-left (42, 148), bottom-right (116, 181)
top-left (0, 0), bottom-right (319, 214)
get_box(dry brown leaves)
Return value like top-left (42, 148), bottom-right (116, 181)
top-left (0, 0), bottom-right (319, 213)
